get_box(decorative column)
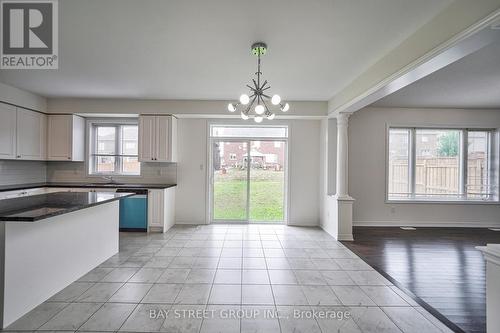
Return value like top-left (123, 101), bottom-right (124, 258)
top-left (329, 113), bottom-right (354, 240)
top-left (336, 113), bottom-right (351, 199)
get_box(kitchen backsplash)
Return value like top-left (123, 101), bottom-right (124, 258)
top-left (0, 160), bottom-right (47, 185)
top-left (46, 161), bottom-right (177, 184)
top-left (0, 160), bottom-right (176, 186)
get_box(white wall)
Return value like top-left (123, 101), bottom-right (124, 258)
top-left (349, 107), bottom-right (500, 227)
top-left (175, 118), bottom-right (208, 224)
top-left (319, 118), bottom-right (338, 233)
top-left (175, 118), bottom-right (322, 226)
top-left (0, 82), bottom-right (46, 112)
top-left (47, 98), bottom-right (327, 117)
top-left (288, 119), bottom-right (321, 226)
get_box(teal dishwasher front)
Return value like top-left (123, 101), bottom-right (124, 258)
top-left (117, 189), bottom-right (148, 231)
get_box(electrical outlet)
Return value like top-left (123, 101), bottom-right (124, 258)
top-left (200, 164), bottom-right (204, 171)
top-left (390, 206), bottom-right (396, 214)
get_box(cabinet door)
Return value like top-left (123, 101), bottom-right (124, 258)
top-left (47, 115), bottom-right (72, 160)
top-left (139, 116), bottom-right (156, 162)
top-left (16, 108), bottom-right (47, 160)
top-left (148, 189), bottom-right (164, 227)
top-left (155, 116), bottom-right (171, 162)
top-left (0, 103), bottom-right (17, 159)
top-left (163, 187), bottom-right (176, 231)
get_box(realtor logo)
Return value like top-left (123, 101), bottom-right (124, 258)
top-left (1, 0), bottom-right (58, 69)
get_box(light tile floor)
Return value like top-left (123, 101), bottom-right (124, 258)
top-left (5, 224), bottom-right (453, 333)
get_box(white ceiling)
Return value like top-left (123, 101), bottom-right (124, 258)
top-left (0, 0), bottom-right (452, 100)
top-left (373, 41), bottom-right (500, 109)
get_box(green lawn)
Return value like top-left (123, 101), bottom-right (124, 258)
top-left (213, 170), bottom-right (284, 221)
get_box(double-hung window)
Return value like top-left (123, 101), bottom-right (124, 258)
top-left (89, 122), bottom-right (140, 175)
top-left (387, 127), bottom-right (499, 202)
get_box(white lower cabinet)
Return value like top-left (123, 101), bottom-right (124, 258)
top-left (147, 187), bottom-right (175, 232)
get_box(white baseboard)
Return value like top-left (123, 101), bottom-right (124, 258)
top-left (175, 220), bottom-right (208, 225)
top-left (353, 220), bottom-right (500, 228)
top-left (287, 220), bottom-right (320, 227)
top-left (338, 233), bottom-right (354, 241)
top-left (319, 225), bottom-right (353, 241)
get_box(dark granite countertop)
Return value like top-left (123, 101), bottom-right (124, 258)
top-left (0, 192), bottom-right (134, 222)
top-left (0, 182), bottom-right (177, 192)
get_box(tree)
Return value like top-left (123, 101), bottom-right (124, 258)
top-left (438, 132), bottom-right (459, 157)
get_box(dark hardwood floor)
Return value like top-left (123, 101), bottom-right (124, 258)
top-left (342, 227), bottom-right (500, 333)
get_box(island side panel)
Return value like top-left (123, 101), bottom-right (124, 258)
top-left (1, 201), bottom-right (119, 328)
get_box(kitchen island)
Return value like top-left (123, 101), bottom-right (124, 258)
top-left (0, 191), bottom-right (132, 328)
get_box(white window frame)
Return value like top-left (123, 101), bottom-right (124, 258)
top-left (87, 119), bottom-right (141, 176)
top-left (386, 125), bottom-right (499, 203)
top-left (207, 123), bottom-right (290, 224)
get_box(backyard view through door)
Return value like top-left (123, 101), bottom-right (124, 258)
top-left (210, 126), bottom-right (287, 223)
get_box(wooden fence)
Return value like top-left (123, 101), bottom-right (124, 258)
top-left (389, 157), bottom-right (488, 197)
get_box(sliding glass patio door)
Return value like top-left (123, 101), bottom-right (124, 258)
top-left (248, 140), bottom-right (285, 222)
top-left (209, 126), bottom-right (288, 223)
top-left (212, 140), bottom-right (249, 221)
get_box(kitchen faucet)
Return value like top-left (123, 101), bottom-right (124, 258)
top-left (101, 176), bottom-right (116, 184)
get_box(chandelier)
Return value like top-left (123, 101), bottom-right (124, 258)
top-left (227, 42), bottom-right (289, 122)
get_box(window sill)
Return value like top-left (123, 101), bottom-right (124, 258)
top-left (386, 198), bottom-right (499, 205)
top-left (87, 174), bottom-right (142, 178)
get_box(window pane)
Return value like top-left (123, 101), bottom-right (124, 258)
top-left (213, 141), bottom-right (248, 220)
top-left (415, 129), bottom-right (460, 198)
top-left (121, 126), bottom-right (138, 155)
top-left (91, 123), bottom-right (140, 175)
top-left (388, 129), bottom-right (410, 198)
top-left (467, 131), bottom-right (489, 198)
top-left (121, 156), bottom-right (140, 174)
top-left (211, 126), bottom-right (287, 138)
top-left (96, 156), bottom-right (115, 173)
top-left (96, 127), bottom-right (116, 154)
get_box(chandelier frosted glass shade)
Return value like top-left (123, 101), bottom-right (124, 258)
top-left (228, 42), bottom-right (289, 122)
top-left (239, 94), bottom-right (250, 105)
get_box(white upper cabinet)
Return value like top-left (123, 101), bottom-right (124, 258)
top-left (0, 103), bottom-right (17, 159)
top-left (0, 102), bottom-right (47, 161)
top-left (138, 115), bottom-right (156, 162)
top-left (139, 115), bottom-right (177, 162)
top-left (16, 108), bottom-right (47, 160)
top-left (47, 114), bottom-right (85, 161)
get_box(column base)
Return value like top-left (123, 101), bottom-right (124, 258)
top-left (323, 195), bottom-right (355, 241)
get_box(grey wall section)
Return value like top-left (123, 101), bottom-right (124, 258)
top-left (0, 160), bottom-right (175, 186)
top-left (176, 119), bottom-right (208, 224)
top-left (46, 162), bottom-right (177, 185)
top-left (288, 119), bottom-right (321, 226)
top-left (0, 161), bottom-right (47, 185)
top-left (349, 107), bottom-right (500, 227)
